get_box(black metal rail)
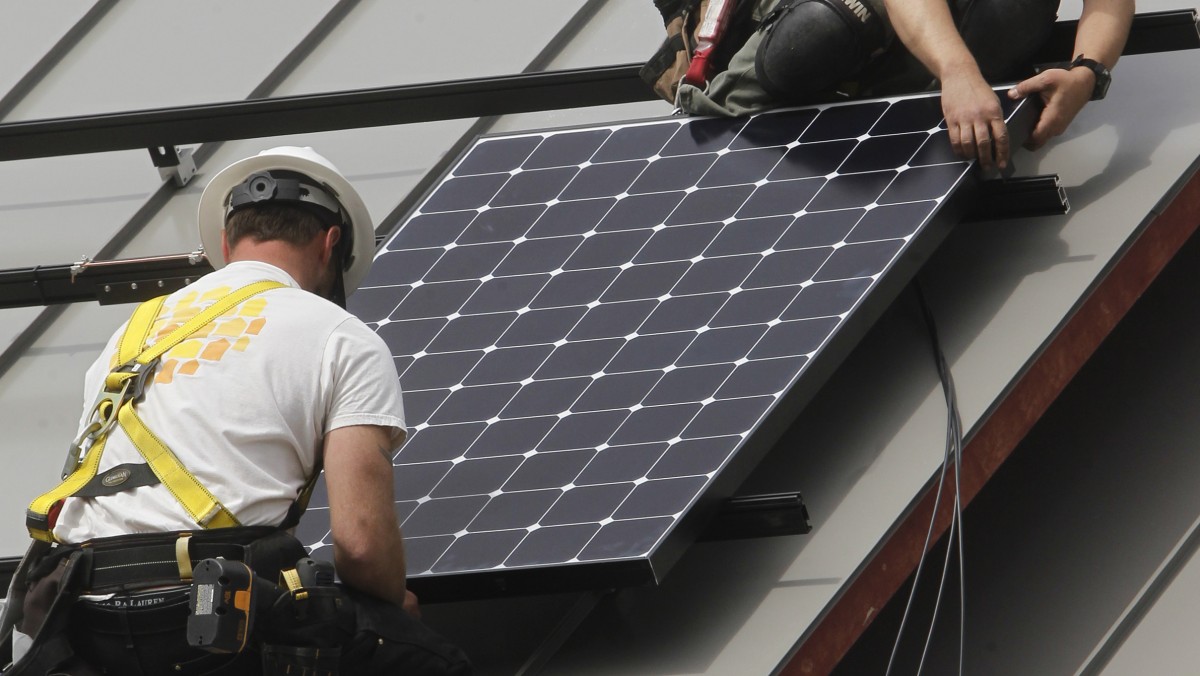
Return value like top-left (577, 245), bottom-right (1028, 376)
top-left (0, 254), bottom-right (215, 309)
top-left (965, 174), bottom-right (1070, 222)
top-left (0, 65), bottom-right (650, 162)
top-left (0, 11), bottom-right (1194, 164)
top-left (0, 234), bottom-right (383, 309)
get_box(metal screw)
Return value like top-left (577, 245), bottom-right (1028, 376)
top-left (157, 280), bottom-right (165, 288)
top-left (103, 285), bottom-right (111, 293)
top-left (131, 282), bottom-right (138, 290)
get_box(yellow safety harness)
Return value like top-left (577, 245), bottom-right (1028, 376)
top-left (27, 281), bottom-right (286, 543)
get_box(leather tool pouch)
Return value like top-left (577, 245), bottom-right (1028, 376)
top-left (640, 1), bottom-right (758, 102)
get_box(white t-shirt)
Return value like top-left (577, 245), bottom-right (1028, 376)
top-left (53, 260), bottom-right (405, 543)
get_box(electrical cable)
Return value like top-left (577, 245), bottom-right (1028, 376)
top-left (917, 279), bottom-right (967, 676)
top-left (884, 281), bottom-right (966, 676)
top-left (884, 388), bottom-right (953, 674)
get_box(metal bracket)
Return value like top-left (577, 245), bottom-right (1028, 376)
top-left (965, 174), bottom-right (1070, 222)
top-left (148, 145), bottom-right (196, 187)
top-left (699, 491), bottom-right (812, 542)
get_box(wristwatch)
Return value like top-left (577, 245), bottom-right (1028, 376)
top-left (1039, 54), bottom-right (1112, 101)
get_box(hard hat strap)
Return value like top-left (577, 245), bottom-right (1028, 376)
top-left (228, 172), bottom-right (349, 228)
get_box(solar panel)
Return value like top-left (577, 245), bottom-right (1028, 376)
top-left (296, 88), bottom-right (1034, 601)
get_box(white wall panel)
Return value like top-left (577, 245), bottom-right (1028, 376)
top-left (491, 2), bottom-right (667, 132)
top-left (0, 1), bottom-right (95, 104)
top-left (4, 0), bottom-right (334, 120)
top-left (0, 301), bottom-right (132, 552)
top-left (0, 151), bottom-right (159, 267)
top-left (273, 1), bottom-right (591, 91)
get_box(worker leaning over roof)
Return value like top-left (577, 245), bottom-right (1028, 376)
top-left (643, 0), bottom-right (1133, 170)
top-left (0, 147), bottom-right (471, 675)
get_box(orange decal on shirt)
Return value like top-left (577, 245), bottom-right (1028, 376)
top-left (115, 285), bottom-right (274, 386)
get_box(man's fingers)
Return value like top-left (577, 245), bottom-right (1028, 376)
top-left (973, 121), bottom-right (994, 168)
top-left (950, 118), bottom-right (1009, 168)
top-left (991, 118), bottom-right (1010, 169)
top-left (1024, 117), bottom-right (1051, 150)
top-left (947, 124), bottom-right (966, 159)
top-left (1010, 72), bottom-right (1050, 100)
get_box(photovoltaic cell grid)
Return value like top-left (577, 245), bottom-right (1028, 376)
top-left (297, 90), bottom-right (1028, 596)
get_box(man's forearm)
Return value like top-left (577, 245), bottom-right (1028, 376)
top-left (1074, 0), bottom-right (1133, 68)
top-left (335, 530), bottom-right (409, 607)
top-left (323, 424), bottom-right (412, 608)
top-left (883, 0), bottom-right (980, 83)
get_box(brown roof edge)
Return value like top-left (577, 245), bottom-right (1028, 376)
top-left (778, 163), bottom-right (1200, 676)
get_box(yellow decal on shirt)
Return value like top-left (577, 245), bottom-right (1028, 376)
top-left (107, 287), bottom-right (271, 385)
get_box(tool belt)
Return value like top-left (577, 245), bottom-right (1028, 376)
top-left (0, 527), bottom-right (319, 674)
top-left (64, 526), bottom-right (305, 594)
top-left (640, 0), bottom-right (760, 103)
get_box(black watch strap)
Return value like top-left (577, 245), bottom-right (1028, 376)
top-left (1071, 56), bottom-right (1111, 101)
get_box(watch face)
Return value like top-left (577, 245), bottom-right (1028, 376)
top-left (1079, 58), bottom-right (1111, 101)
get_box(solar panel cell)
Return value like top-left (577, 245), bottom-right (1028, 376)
top-left (455, 136), bottom-right (540, 176)
top-left (647, 435), bottom-right (741, 479)
top-left (465, 491), bottom-right (560, 533)
top-left (500, 377), bottom-right (590, 418)
top-left (729, 108), bottom-right (817, 149)
top-left (737, 178), bottom-right (823, 217)
top-left (562, 160), bottom-right (648, 200)
top-left (502, 450), bottom-right (594, 492)
top-left (466, 417), bottom-right (558, 458)
top-left (524, 129), bottom-right (609, 169)
top-left (704, 216), bottom-right (791, 256)
top-left (577, 517), bottom-right (673, 561)
top-left (575, 443), bottom-right (668, 485)
top-left (505, 524), bottom-right (599, 567)
top-left (434, 530), bottom-right (527, 573)
top-left (573, 371), bottom-right (662, 412)
top-left (542, 484), bottom-right (635, 527)
top-left (527, 198), bottom-right (612, 238)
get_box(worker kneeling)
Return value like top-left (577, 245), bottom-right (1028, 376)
top-left (754, 0), bottom-right (889, 102)
top-left (0, 147), bottom-right (470, 675)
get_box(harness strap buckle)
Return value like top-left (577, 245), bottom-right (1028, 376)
top-left (62, 421), bottom-right (102, 479)
top-left (62, 359), bottom-right (159, 479)
top-left (110, 358), bottom-right (158, 403)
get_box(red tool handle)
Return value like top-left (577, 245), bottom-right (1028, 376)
top-left (682, 0), bottom-right (735, 88)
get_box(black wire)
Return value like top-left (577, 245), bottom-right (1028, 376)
top-left (886, 281), bottom-right (966, 676)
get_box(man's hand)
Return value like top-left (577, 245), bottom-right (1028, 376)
top-left (1008, 67), bottom-right (1096, 151)
top-left (941, 69), bottom-right (1009, 170)
top-left (881, 0), bottom-right (1009, 169)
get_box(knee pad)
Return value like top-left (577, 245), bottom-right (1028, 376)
top-left (755, 0), bottom-right (888, 101)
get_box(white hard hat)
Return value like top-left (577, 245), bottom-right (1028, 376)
top-left (197, 146), bottom-right (375, 297)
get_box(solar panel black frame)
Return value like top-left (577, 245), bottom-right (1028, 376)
top-left (297, 88), bottom-right (1037, 602)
